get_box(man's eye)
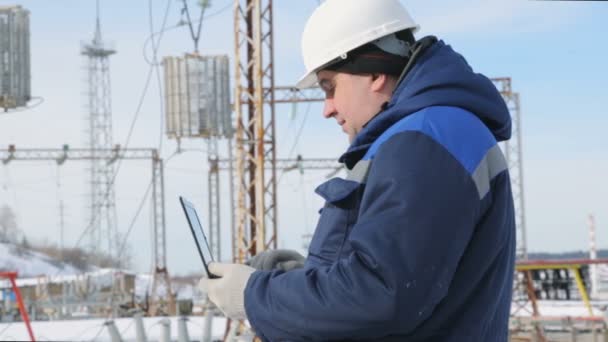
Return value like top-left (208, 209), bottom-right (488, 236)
top-left (320, 81), bottom-right (335, 98)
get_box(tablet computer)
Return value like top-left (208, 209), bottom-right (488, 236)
top-left (179, 196), bottom-right (219, 278)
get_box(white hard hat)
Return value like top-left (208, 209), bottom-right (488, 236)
top-left (296, 0), bottom-right (420, 89)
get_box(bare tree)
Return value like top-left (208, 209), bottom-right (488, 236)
top-left (0, 204), bottom-right (18, 243)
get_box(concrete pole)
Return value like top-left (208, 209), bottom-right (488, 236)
top-left (570, 323), bottom-right (577, 342)
top-left (226, 321), bottom-right (238, 342)
top-left (60, 283), bottom-right (66, 319)
top-left (203, 310), bottom-right (213, 342)
top-left (592, 323), bottom-right (598, 342)
top-left (178, 316), bottom-right (191, 342)
top-left (589, 214), bottom-right (599, 299)
top-left (530, 327), bottom-right (539, 342)
top-left (159, 318), bottom-right (171, 342)
top-left (105, 320), bottom-right (123, 342)
top-left (134, 312), bottom-right (148, 342)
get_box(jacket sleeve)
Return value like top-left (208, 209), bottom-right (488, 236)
top-left (244, 131), bottom-right (481, 341)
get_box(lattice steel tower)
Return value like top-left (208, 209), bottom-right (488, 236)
top-left (233, 0), bottom-right (278, 263)
top-left (81, 0), bottom-right (118, 260)
top-left (493, 78), bottom-right (527, 260)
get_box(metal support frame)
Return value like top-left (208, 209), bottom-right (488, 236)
top-left (511, 258), bottom-right (608, 341)
top-left (81, 5), bottom-right (119, 261)
top-left (0, 146), bottom-right (173, 316)
top-left (258, 86), bottom-right (325, 104)
top-left (514, 259), bottom-right (608, 315)
top-left (230, 1), bottom-right (287, 337)
top-left (234, 0), bottom-right (277, 263)
top-left (149, 155), bottom-right (176, 316)
top-left (219, 157), bottom-right (341, 171)
top-left (208, 137), bottom-right (221, 261)
top-left (493, 77), bottom-right (527, 261)
top-left (589, 214), bottom-right (599, 299)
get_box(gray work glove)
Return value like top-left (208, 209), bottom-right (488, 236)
top-left (246, 249), bottom-right (305, 271)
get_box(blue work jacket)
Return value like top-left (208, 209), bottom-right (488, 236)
top-left (244, 38), bottom-right (516, 341)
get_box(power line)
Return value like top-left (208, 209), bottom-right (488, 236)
top-left (0, 323), bottom-right (13, 338)
top-left (180, 0), bottom-right (211, 52)
top-left (73, 0), bottom-right (173, 258)
top-left (142, 0), bottom-right (233, 65)
top-left (277, 102), bottom-right (313, 185)
top-left (286, 102), bottom-right (312, 159)
top-left (113, 151), bottom-right (177, 267)
top-left (0, 97), bottom-right (44, 115)
top-left (105, 151), bottom-right (178, 317)
top-left (92, 1), bottom-right (230, 262)
top-left (87, 323), bottom-right (106, 342)
top-left (148, 0), bottom-right (172, 155)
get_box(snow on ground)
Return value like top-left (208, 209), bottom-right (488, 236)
top-left (512, 300), bottom-right (608, 317)
top-left (0, 301), bottom-right (605, 341)
top-left (0, 243), bottom-right (81, 278)
top-left (1, 241), bottom-right (607, 339)
top-left (0, 315), bottom-right (229, 341)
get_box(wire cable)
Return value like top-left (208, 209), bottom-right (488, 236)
top-left (286, 103), bottom-right (311, 158)
top-left (0, 97), bottom-right (45, 114)
top-left (181, 0), bottom-right (210, 52)
top-left (119, 318), bottom-right (135, 336)
top-left (142, 22), bottom-right (184, 66)
top-left (70, 0), bottom-right (173, 262)
top-left (148, 0), bottom-right (171, 155)
top-left (299, 174), bottom-right (311, 235)
top-left (106, 150), bottom-right (179, 316)
top-left (186, 317), bottom-right (207, 330)
top-left (64, 321), bottom-right (105, 342)
top-left (115, 180), bottom-right (152, 266)
top-left (87, 323), bottom-right (106, 342)
top-left (277, 102), bottom-right (312, 185)
top-left (46, 0), bottom-right (171, 291)
top-left (142, 0), bottom-right (233, 65)
top-left (0, 323), bottom-right (13, 338)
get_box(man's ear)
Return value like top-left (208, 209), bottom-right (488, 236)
top-left (370, 73), bottom-right (388, 92)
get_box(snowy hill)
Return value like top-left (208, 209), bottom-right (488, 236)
top-left (0, 242), bottom-right (82, 277)
top-left (0, 242), bottom-right (199, 301)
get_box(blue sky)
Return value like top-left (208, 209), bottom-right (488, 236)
top-left (0, 0), bottom-right (607, 275)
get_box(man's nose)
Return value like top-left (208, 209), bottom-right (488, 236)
top-left (323, 98), bottom-right (337, 118)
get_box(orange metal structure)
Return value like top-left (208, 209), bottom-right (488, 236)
top-left (512, 258), bottom-right (608, 342)
top-left (516, 258), bottom-right (608, 316)
top-left (0, 271), bottom-right (35, 341)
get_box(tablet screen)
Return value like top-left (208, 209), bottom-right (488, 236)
top-left (180, 197), bottom-right (218, 278)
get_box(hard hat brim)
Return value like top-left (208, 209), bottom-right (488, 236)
top-left (296, 71), bottom-right (318, 90)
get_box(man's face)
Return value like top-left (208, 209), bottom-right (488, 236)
top-left (317, 70), bottom-right (381, 142)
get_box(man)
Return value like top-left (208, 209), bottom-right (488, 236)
top-left (200, 0), bottom-right (516, 340)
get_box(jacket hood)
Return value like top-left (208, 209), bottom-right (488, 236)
top-left (340, 37), bottom-right (511, 168)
